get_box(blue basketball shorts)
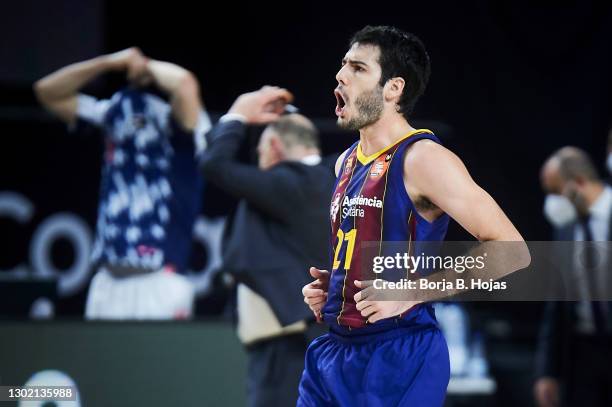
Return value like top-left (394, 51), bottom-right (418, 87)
top-left (297, 326), bottom-right (450, 407)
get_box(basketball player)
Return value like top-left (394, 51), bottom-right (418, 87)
top-left (299, 26), bottom-right (528, 406)
top-left (34, 48), bottom-right (211, 319)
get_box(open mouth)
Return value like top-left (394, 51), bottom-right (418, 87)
top-left (334, 89), bottom-right (347, 117)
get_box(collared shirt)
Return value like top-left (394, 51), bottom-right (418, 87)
top-left (300, 154), bottom-right (322, 166)
top-left (237, 284), bottom-right (307, 345)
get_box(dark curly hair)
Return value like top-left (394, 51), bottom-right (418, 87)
top-left (350, 25), bottom-right (430, 117)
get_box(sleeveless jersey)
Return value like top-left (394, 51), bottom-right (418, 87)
top-left (322, 129), bottom-right (450, 335)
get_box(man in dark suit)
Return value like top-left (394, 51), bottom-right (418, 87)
top-left (535, 147), bottom-right (612, 407)
top-left (199, 86), bottom-right (335, 407)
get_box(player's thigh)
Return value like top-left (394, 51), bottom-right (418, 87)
top-left (298, 334), bottom-right (338, 406)
top-left (395, 328), bottom-right (450, 406)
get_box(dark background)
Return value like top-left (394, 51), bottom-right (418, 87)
top-left (3, 1), bottom-right (612, 239)
top-left (1, 1), bottom-right (611, 405)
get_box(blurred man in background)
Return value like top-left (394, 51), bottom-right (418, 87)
top-left (536, 147), bottom-right (612, 407)
top-left (199, 86), bottom-right (335, 407)
top-left (34, 48), bottom-right (211, 319)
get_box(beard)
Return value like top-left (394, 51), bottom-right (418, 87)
top-left (338, 84), bottom-right (384, 130)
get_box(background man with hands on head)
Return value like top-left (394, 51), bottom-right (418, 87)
top-left (199, 86), bottom-right (335, 407)
top-left (34, 47), bottom-right (211, 319)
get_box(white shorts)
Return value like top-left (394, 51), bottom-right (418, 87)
top-left (85, 267), bottom-right (195, 320)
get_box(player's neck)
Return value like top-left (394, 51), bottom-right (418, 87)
top-left (358, 112), bottom-right (415, 156)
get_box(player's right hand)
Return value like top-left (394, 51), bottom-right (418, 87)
top-left (302, 267), bottom-right (329, 322)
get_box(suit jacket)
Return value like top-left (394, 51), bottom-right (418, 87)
top-left (200, 119), bottom-right (336, 326)
top-left (535, 207), bottom-right (612, 379)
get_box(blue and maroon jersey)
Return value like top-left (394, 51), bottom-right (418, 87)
top-left (322, 129), bottom-right (450, 335)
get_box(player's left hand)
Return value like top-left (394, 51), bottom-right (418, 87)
top-left (353, 280), bottom-right (421, 323)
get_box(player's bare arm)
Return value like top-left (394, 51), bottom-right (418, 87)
top-left (144, 60), bottom-right (203, 131)
top-left (404, 139), bottom-right (524, 242)
top-left (354, 139), bottom-right (531, 321)
top-left (33, 47), bottom-right (145, 124)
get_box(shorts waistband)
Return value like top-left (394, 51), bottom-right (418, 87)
top-left (328, 323), bottom-right (438, 344)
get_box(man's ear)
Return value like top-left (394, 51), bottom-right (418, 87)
top-left (574, 175), bottom-right (588, 187)
top-left (384, 77), bottom-right (405, 106)
top-left (270, 134), bottom-right (286, 158)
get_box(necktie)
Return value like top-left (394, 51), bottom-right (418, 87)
top-left (579, 216), bottom-right (606, 335)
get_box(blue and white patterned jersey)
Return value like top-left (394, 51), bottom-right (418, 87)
top-left (77, 88), bottom-right (211, 273)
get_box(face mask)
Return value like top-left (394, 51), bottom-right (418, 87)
top-left (543, 194), bottom-right (577, 228)
top-left (607, 153), bottom-right (612, 175)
